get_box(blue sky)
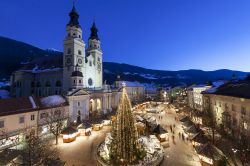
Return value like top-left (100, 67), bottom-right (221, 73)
top-left (1, 0), bottom-right (250, 71)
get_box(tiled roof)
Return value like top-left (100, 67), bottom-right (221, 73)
top-left (0, 97), bottom-right (34, 116)
top-left (204, 80), bottom-right (250, 99)
top-left (0, 95), bottom-right (68, 116)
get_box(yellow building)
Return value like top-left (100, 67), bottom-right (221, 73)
top-left (203, 81), bottom-right (250, 147)
top-left (0, 95), bottom-right (69, 149)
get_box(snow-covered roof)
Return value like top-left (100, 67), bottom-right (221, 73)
top-left (123, 81), bottom-right (144, 87)
top-left (40, 95), bottom-right (66, 107)
top-left (202, 80), bottom-right (227, 94)
top-left (0, 90), bottom-right (10, 99)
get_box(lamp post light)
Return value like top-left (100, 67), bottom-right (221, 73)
top-left (232, 148), bottom-right (238, 162)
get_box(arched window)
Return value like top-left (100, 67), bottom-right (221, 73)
top-left (31, 81), bottom-right (35, 87)
top-left (17, 81), bottom-right (21, 87)
top-left (79, 35), bottom-right (81, 38)
top-left (45, 81), bottom-right (51, 87)
top-left (79, 79), bottom-right (81, 84)
top-left (67, 48), bottom-right (71, 54)
top-left (36, 82), bottom-right (41, 87)
top-left (78, 50), bottom-right (82, 55)
top-left (55, 80), bottom-right (62, 87)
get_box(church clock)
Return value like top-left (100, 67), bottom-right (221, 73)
top-left (66, 57), bottom-right (72, 66)
top-left (78, 58), bottom-right (83, 65)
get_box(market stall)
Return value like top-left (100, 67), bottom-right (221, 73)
top-left (61, 126), bottom-right (79, 143)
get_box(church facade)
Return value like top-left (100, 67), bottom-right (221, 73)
top-left (10, 5), bottom-right (120, 123)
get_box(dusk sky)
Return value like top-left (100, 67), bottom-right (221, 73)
top-left (1, 0), bottom-right (250, 71)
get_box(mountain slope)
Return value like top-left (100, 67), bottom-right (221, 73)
top-left (0, 36), bottom-right (248, 86)
top-left (0, 36), bottom-right (62, 79)
top-left (103, 63), bottom-right (248, 86)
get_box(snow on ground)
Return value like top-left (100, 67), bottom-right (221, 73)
top-left (124, 81), bottom-right (144, 87)
top-left (18, 67), bottom-right (63, 74)
top-left (161, 76), bottom-right (173, 79)
top-left (0, 81), bottom-right (10, 88)
top-left (139, 73), bottom-right (158, 79)
top-left (176, 74), bottom-right (188, 79)
top-left (40, 95), bottom-right (66, 107)
top-left (0, 90), bottom-right (10, 99)
top-left (103, 69), bottom-right (113, 74)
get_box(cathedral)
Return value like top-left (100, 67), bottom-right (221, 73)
top-left (10, 5), bottom-right (120, 122)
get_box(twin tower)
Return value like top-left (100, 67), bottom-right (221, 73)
top-left (63, 5), bottom-right (103, 92)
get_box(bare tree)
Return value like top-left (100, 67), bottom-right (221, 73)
top-left (0, 129), bottom-right (9, 148)
top-left (19, 130), bottom-right (59, 166)
top-left (45, 106), bottom-right (68, 145)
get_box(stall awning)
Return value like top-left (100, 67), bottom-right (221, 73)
top-left (61, 126), bottom-right (77, 135)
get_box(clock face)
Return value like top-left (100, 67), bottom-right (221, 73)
top-left (78, 58), bottom-right (82, 64)
top-left (66, 58), bottom-right (71, 65)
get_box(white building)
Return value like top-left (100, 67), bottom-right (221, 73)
top-left (192, 85), bottom-right (212, 111)
top-left (114, 76), bottom-right (145, 103)
top-left (0, 95), bottom-right (69, 149)
top-left (10, 5), bottom-right (119, 122)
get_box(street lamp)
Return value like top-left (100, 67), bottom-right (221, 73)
top-left (232, 148), bottom-right (238, 161)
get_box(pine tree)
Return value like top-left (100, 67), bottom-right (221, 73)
top-left (110, 85), bottom-right (140, 164)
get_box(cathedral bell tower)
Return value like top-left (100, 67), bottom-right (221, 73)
top-left (63, 5), bottom-right (85, 93)
top-left (86, 22), bottom-right (103, 89)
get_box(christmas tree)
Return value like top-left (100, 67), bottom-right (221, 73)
top-left (110, 84), bottom-right (140, 164)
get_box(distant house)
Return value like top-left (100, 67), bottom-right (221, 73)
top-left (114, 75), bottom-right (145, 103)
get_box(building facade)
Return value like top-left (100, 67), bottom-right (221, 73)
top-left (114, 77), bottom-right (145, 103)
top-left (203, 81), bottom-right (250, 147)
top-left (10, 5), bottom-right (118, 122)
top-left (192, 85), bottom-right (211, 111)
top-left (0, 95), bottom-right (69, 150)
